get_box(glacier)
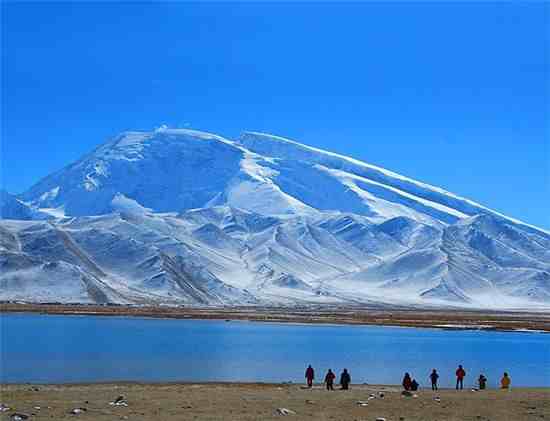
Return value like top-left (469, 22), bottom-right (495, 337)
top-left (1, 128), bottom-right (549, 310)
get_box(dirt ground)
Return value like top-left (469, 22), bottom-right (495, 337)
top-left (1, 383), bottom-right (548, 421)
top-left (2, 303), bottom-right (550, 332)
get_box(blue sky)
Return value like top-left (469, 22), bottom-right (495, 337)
top-left (2, 2), bottom-right (548, 229)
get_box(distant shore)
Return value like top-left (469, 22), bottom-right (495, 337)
top-left (2, 302), bottom-right (549, 332)
top-left (1, 383), bottom-right (549, 421)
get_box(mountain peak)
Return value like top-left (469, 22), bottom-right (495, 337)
top-left (2, 126), bottom-right (549, 309)
top-left (15, 127), bottom-right (547, 237)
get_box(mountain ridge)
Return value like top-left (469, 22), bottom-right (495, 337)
top-left (1, 128), bottom-right (548, 309)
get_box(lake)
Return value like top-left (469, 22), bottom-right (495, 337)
top-left (1, 313), bottom-right (549, 387)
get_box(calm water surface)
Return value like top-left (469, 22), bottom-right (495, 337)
top-left (1, 313), bottom-right (549, 387)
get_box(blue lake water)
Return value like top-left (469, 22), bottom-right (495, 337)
top-left (1, 313), bottom-right (549, 387)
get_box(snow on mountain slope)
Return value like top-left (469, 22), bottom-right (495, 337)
top-left (1, 208), bottom-right (548, 309)
top-left (21, 130), bottom-right (245, 216)
top-left (2, 127), bottom-right (549, 309)
top-left (238, 132), bottom-right (549, 234)
top-left (0, 190), bottom-right (50, 220)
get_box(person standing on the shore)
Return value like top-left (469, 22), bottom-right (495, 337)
top-left (501, 372), bottom-right (511, 389)
top-left (478, 374), bottom-right (487, 390)
top-left (455, 365), bottom-right (466, 390)
top-left (324, 369), bottom-right (335, 391)
top-left (402, 372), bottom-right (412, 391)
top-left (339, 368), bottom-right (351, 390)
top-left (430, 369), bottom-right (439, 390)
top-left (305, 365), bottom-right (315, 388)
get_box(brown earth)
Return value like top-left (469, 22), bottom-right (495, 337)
top-left (1, 303), bottom-right (550, 332)
top-left (1, 383), bottom-right (549, 421)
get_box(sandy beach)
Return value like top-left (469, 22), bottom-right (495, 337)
top-left (1, 383), bottom-right (548, 420)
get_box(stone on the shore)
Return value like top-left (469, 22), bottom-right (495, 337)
top-left (276, 407), bottom-right (296, 415)
top-left (110, 395), bottom-right (129, 406)
top-left (0, 404), bottom-right (10, 412)
top-left (10, 413), bottom-right (29, 421)
top-left (70, 407), bottom-right (87, 415)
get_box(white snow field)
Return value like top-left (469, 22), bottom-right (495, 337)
top-left (1, 128), bottom-right (549, 309)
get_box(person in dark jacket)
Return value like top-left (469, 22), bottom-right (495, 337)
top-left (430, 369), bottom-right (439, 390)
top-left (339, 368), bottom-right (351, 390)
top-left (478, 374), bottom-right (487, 390)
top-left (411, 378), bottom-right (419, 391)
top-left (402, 372), bottom-right (412, 391)
top-left (324, 369), bottom-right (336, 391)
top-left (305, 365), bottom-right (315, 388)
top-left (456, 365), bottom-right (466, 390)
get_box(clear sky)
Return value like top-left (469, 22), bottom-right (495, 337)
top-left (2, 2), bottom-right (548, 229)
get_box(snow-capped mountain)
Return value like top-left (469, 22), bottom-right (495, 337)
top-left (1, 128), bottom-right (549, 309)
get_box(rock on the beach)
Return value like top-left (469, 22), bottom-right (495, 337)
top-left (276, 407), bottom-right (296, 415)
top-left (109, 395), bottom-right (129, 407)
top-left (70, 407), bottom-right (88, 415)
top-left (10, 414), bottom-right (29, 421)
top-left (0, 404), bottom-right (10, 413)
top-left (376, 418), bottom-right (387, 421)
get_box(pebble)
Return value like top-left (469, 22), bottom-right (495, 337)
top-left (110, 396), bottom-right (129, 407)
top-left (10, 414), bottom-right (29, 421)
top-left (70, 407), bottom-right (88, 415)
top-left (276, 407), bottom-right (296, 416)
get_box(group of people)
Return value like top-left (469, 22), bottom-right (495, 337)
top-left (305, 365), bottom-right (351, 390)
top-left (415, 365), bottom-right (512, 391)
top-left (305, 364), bottom-right (512, 391)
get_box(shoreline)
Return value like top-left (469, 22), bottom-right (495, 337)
top-left (2, 381), bottom-right (550, 389)
top-left (2, 303), bottom-right (550, 332)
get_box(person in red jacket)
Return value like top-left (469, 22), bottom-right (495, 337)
top-left (324, 369), bottom-right (336, 391)
top-left (456, 365), bottom-right (466, 390)
top-left (402, 372), bottom-right (413, 391)
top-left (305, 365), bottom-right (315, 388)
